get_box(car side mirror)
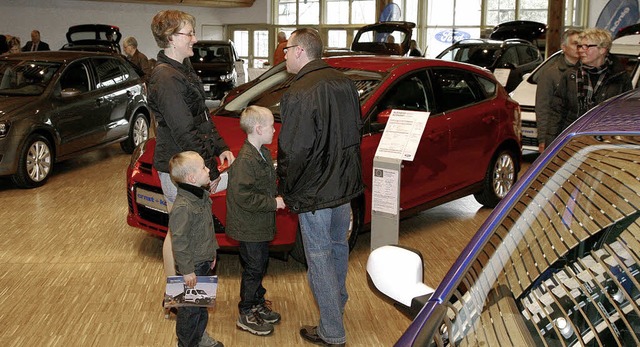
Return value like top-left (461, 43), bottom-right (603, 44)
top-left (370, 109), bottom-right (392, 132)
top-left (366, 245), bottom-right (434, 312)
top-left (61, 88), bottom-right (81, 97)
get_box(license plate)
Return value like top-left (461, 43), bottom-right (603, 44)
top-left (522, 127), bottom-right (537, 138)
top-left (135, 187), bottom-right (168, 213)
top-left (203, 84), bottom-right (211, 91)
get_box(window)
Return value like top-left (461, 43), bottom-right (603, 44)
top-left (93, 58), bottom-right (128, 88)
top-left (60, 62), bottom-right (90, 93)
top-left (378, 72), bottom-right (430, 113)
top-left (430, 68), bottom-right (482, 111)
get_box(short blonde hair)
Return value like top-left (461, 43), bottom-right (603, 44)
top-left (239, 106), bottom-right (273, 134)
top-left (123, 36), bottom-right (138, 48)
top-left (169, 151), bottom-right (200, 183)
top-left (150, 10), bottom-right (196, 48)
top-left (581, 28), bottom-right (612, 50)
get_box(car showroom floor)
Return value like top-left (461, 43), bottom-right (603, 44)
top-left (0, 143), bottom-right (534, 346)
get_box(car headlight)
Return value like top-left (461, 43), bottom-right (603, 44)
top-left (129, 139), bottom-right (146, 169)
top-left (219, 73), bottom-right (233, 82)
top-left (0, 121), bottom-right (10, 138)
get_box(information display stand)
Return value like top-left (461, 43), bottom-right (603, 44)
top-left (371, 110), bottom-right (429, 250)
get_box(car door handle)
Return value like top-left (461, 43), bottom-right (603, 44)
top-left (482, 115), bottom-right (497, 124)
top-left (427, 132), bottom-right (444, 142)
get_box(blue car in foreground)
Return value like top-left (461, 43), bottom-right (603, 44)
top-left (368, 87), bottom-right (640, 346)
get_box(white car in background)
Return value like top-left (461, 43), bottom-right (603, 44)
top-left (511, 34), bottom-right (640, 152)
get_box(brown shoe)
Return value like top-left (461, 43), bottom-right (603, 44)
top-left (299, 325), bottom-right (345, 346)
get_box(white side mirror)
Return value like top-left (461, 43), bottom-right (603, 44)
top-left (366, 245), bottom-right (434, 307)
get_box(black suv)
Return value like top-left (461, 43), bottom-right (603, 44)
top-left (189, 40), bottom-right (247, 100)
top-left (436, 38), bottom-right (543, 92)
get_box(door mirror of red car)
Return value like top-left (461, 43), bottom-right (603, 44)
top-left (371, 109), bottom-right (393, 132)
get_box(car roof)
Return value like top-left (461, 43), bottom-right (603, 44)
top-left (1, 50), bottom-right (121, 62)
top-left (324, 55), bottom-right (495, 77)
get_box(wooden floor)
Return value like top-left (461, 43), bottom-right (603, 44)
top-left (0, 144), bottom-right (534, 346)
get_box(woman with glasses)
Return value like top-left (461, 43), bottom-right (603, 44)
top-left (149, 10), bottom-right (234, 347)
top-left (549, 28), bottom-right (631, 144)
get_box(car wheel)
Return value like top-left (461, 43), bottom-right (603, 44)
top-left (120, 112), bottom-right (149, 154)
top-left (290, 196), bottom-right (365, 265)
top-left (12, 134), bottom-right (53, 188)
top-left (474, 149), bottom-right (517, 208)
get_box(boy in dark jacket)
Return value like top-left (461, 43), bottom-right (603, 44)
top-left (226, 106), bottom-right (286, 336)
top-left (169, 151), bottom-right (222, 347)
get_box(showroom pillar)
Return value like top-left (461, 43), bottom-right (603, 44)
top-left (546, 0), bottom-right (564, 56)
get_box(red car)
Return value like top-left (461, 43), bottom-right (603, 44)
top-left (126, 56), bottom-right (522, 262)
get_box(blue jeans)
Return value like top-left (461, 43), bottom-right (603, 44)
top-left (176, 260), bottom-right (212, 347)
top-left (238, 241), bottom-right (270, 314)
top-left (298, 203), bottom-right (350, 345)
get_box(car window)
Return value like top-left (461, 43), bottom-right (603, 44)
top-left (377, 71), bottom-right (430, 113)
top-left (60, 62), bottom-right (91, 93)
top-left (191, 45), bottom-right (232, 63)
top-left (476, 76), bottom-right (497, 96)
top-left (430, 68), bottom-right (483, 111)
top-left (441, 46), bottom-right (500, 68)
top-left (93, 58), bottom-right (129, 88)
top-left (419, 135), bottom-right (640, 346)
top-left (496, 46), bottom-right (519, 67)
top-left (0, 60), bottom-right (59, 96)
top-left (516, 45), bottom-right (538, 65)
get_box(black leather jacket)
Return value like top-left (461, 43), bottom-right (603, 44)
top-left (277, 59), bottom-right (364, 213)
top-left (149, 51), bottom-right (228, 180)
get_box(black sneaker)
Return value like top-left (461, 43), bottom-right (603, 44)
top-left (299, 325), bottom-right (345, 346)
top-left (237, 310), bottom-right (274, 336)
top-left (255, 300), bottom-right (281, 324)
top-left (199, 332), bottom-right (223, 347)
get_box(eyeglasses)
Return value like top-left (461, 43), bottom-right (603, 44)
top-left (578, 44), bottom-right (599, 50)
top-left (174, 31), bottom-right (196, 38)
top-left (283, 45), bottom-right (299, 54)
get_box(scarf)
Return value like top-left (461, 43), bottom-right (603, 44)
top-left (576, 56), bottom-right (611, 115)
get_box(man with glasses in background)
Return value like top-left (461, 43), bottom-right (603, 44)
top-left (548, 28), bottom-right (631, 146)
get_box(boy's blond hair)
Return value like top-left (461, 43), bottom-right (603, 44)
top-left (240, 105), bottom-right (273, 134)
top-left (169, 151), bottom-right (200, 183)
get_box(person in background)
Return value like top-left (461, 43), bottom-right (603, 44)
top-left (408, 39), bottom-right (422, 57)
top-left (273, 31), bottom-right (287, 66)
top-left (2, 36), bottom-right (21, 55)
top-left (535, 29), bottom-right (581, 153)
top-left (22, 30), bottom-right (50, 52)
top-left (549, 28), bottom-right (631, 146)
top-left (278, 28), bottom-right (364, 347)
top-left (168, 151), bottom-right (221, 347)
top-left (226, 105), bottom-right (285, 337)
top-left (148, 10), bottom-right (234, 345)
top-left (123, 36), bottom-right (153, 77)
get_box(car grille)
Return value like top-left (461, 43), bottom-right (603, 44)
top-left (520, 105), bottom-right (535, 113)
top-left (521, 120), bottom-right (538, 147)
top-left (131, 183), bottom-right (226, 233)
top-left (139, 162), bottom-right (153, 175)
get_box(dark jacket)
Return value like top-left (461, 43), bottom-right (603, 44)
top-left (150, 51), bottom-right (228, 180)
top-left (21, 41), bottom-right (50, 52)
top-left (535, 55), bottom-right (577, 146)
top-left (277, 59), bottom-right (364, 213)
top-left (170, 183), bottom-right (219, 275)
top-left (129, 49), bottom-right (152, 78)
top-left (225, 140), bottom-right (277, 242)
top-left (549, 55), bottom-right (632, 143)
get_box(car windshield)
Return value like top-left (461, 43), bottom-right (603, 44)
top-left (0, 60), bottom-right (60, 96)
top-left (220, 63), bottom-right (384, 122)
top-left (191, 45), bottom-right (232, 64)
top-left (439, 46), bottom-right (500, 68)
top-left (419, 134), bottom-right (640, 346)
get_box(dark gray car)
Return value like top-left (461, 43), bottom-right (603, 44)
top-left (0, 51), bottom-right (150, 188)
top-left (189, 40), bottom-right (247, 100)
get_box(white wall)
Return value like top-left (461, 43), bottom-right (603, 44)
top-left (0, 0), bottom-right (270, 59)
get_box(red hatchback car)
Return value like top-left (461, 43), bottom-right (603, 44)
top-left (126, 55), bottom-right (522, 261)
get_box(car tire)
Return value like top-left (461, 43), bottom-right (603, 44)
top-left (474, 149), bottom-right (518, 208)
top-left (290, 196), bottom-right (365, 265)
top-left (120, 112), bottom-right (149, 154)
top-left (12, 134), bottom-right (53, 188)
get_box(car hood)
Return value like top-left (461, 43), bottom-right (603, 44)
top-left (0, 95), bottom-right (40, 121)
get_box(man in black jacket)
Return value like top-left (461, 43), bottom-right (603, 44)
top-left (277, 28), bottom-right (364, 347)
top-left (21, 30), bottom-right (50, 52)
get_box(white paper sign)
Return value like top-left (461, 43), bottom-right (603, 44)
top-left (493, 68), bottom-right (510, 87)
top-left (372, 168), bottom-right (399, 214)
top-left (374, 110), bottom-right (429, 161)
